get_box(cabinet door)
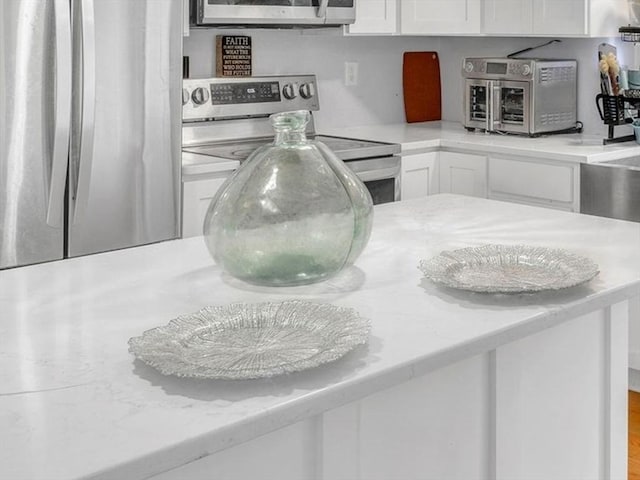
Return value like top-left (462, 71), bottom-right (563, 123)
top-left (401, 152), bottom-right (439, 200)
top-left (439, 151), bottom-right (487, 198)
top-left (484, 0), bottom-right (531, 34)
top-left (487, 156), bottom-right (578, 211)
top-left (324, 354), bottom-right (491, 480)
top-left (150, 420), bottom-right (318, 480)
top-left (589, 0), bottom-right (628, 36)
top-left (182, 176), bottom-right (228, 238)
top-left (400, 0), bottom-right (481, 34)
top-left (347, 0), bottom-right (397, 34)
top-left (533, 0), bottom-right (586, 35)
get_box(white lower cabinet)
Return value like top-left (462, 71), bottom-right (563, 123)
top-left (398, 149), bottom-right (579, 212)
top-left (487, 155), bottom-right (579, 212)
top-left (400, 151), bottom-right (439, 200)
top-left (439, 151), bottom-right (487, 198)
top-left (182, 174), bottom-right (230, 238)
top-left (149, 302), bottom-right (628, 480)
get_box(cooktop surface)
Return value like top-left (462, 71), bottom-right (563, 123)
top-left (182, 135), bottom-right (399, 162)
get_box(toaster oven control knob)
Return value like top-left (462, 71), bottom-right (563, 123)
top-left (464, 61), bottom-right (474, 73)
top-left (182, 88), bottom-right (189, 106)
top-left (191, 87), bottom-right (210, 106)
top-left (282, 83), bottom-right (297, 100)
top-left (299, 82), bottom-right (315, 99)
top-left (522, 64), bottom-right (532, 76)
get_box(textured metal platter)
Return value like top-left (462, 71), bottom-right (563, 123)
top-left (128, 300), bottom-right (370, 379)
top-left (419, 244), bottom-right (599, 293)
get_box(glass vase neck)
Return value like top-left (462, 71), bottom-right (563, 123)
top-left (270, 110), bottom-right (310, 146)
top-left (274, 130), bottom-right (308, 145)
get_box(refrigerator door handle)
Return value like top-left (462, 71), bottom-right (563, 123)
top-left (47, 0), bottom-right (72, 228)
top-left (72, 0), bottom-right (96, 224)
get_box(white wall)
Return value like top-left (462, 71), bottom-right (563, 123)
top-left (184, 29), bottom-right (632, 136)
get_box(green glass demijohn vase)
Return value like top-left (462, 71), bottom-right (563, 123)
top-left (202, 110), bottom-right (374, 286)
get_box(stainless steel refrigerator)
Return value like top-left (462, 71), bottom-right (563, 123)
top-left (1, 0), bottom-right (182, 270)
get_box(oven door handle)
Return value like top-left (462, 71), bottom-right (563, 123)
top-left (491, 83), bottom-right (502, 130)
top-left (486, 81), bottom-right (494, 131)
top-left (355, 165), bottom-right (400, 183)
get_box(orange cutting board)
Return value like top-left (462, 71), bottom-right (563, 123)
top-left (403, 51), bottom-right (441, 123)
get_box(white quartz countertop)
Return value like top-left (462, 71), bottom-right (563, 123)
top-left (2, 194), bottom-right (640, 480)
top-left (320, 120), bottom-right (640, 163)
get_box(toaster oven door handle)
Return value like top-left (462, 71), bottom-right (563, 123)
top-left (487, 81), bottom-right (494, 131)
top-left (491, 83), bottom-right (502, 130)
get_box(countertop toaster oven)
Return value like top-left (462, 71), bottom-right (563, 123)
top-left (462, 57), bottom-right (578, 136)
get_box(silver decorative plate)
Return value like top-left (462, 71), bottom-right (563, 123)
top-left (128, 300), bottom-right (370, 380)
top-left (419, 244), bottom-right (599, 293)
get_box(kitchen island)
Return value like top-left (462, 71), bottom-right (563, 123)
top-left (1, 194), bottom-right (639, 480)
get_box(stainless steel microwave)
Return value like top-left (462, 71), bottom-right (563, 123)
top-left (462, 58), bottom-right (577, 136)
top-left (191, 0), bottom-right (355, 27)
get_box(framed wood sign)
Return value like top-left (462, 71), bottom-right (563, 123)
top-left (216, 35), bottom-right (252, 77)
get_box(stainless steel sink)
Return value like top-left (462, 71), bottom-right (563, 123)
top-left (604, 157), bottom-right (640, 168)
top-left (580, 158), bottom-right (640, 222)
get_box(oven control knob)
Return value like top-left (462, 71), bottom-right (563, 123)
top-left (282, 83), bottom-right (297, 100)
top-left (182, 88), bottom-right (189, 106)
top-left (191, 87), bottom-right (210, 105)
top-left (299, 82), bottom-right (315, 99)
top-left (464, 61), bottom-right (474, 73)
top-left (522, 64), bottom-right (532, 76)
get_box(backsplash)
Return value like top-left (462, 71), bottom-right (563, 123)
top-left (184, 29), bottom-right (631, 136)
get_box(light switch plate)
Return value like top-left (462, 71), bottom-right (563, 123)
top-left (344, 62), bottom-right (358, 86)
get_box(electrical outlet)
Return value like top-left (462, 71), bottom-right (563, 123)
top-left (344, 62), bottom-right (358, 86)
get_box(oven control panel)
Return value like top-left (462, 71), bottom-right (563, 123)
top-left (462, 58), bottom-right (535, 81)
top-left (182, 75), bottom-right (320, 122)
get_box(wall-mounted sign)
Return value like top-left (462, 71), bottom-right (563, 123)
top-left (216, 35), bottom-right (252, 77)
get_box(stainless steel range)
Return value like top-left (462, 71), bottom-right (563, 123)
top-left (182, 75), bottom-right (401, 206)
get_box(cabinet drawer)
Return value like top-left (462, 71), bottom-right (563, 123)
top-left (488, 158), bottom-right (574, 203)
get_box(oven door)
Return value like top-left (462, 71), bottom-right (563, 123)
top-left (193, 0), bottom-right (355, 26)
top-left (464, 79), bottom-right (530, 134)
top-left (464, 79), bottom-right (490, 131)
top-left (492, 80), bottom-right (530, 134)
top-left (345, 155), bottom-right (401, 205)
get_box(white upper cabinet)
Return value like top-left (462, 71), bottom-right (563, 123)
top-left (483, 0), bottom-right (531, 34)
top-left (350, 0), bottom-right (627, 36)
top-left (400, 0), bottom-right (481, 34)
top-left (484, 0), bottom-right (627, 36)
top-left (583, 0), bottom-right (628, 36)
top-left (347, 0), bottom-right (397, 34)
top-left (533, 0), bottom-right (586, 36)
